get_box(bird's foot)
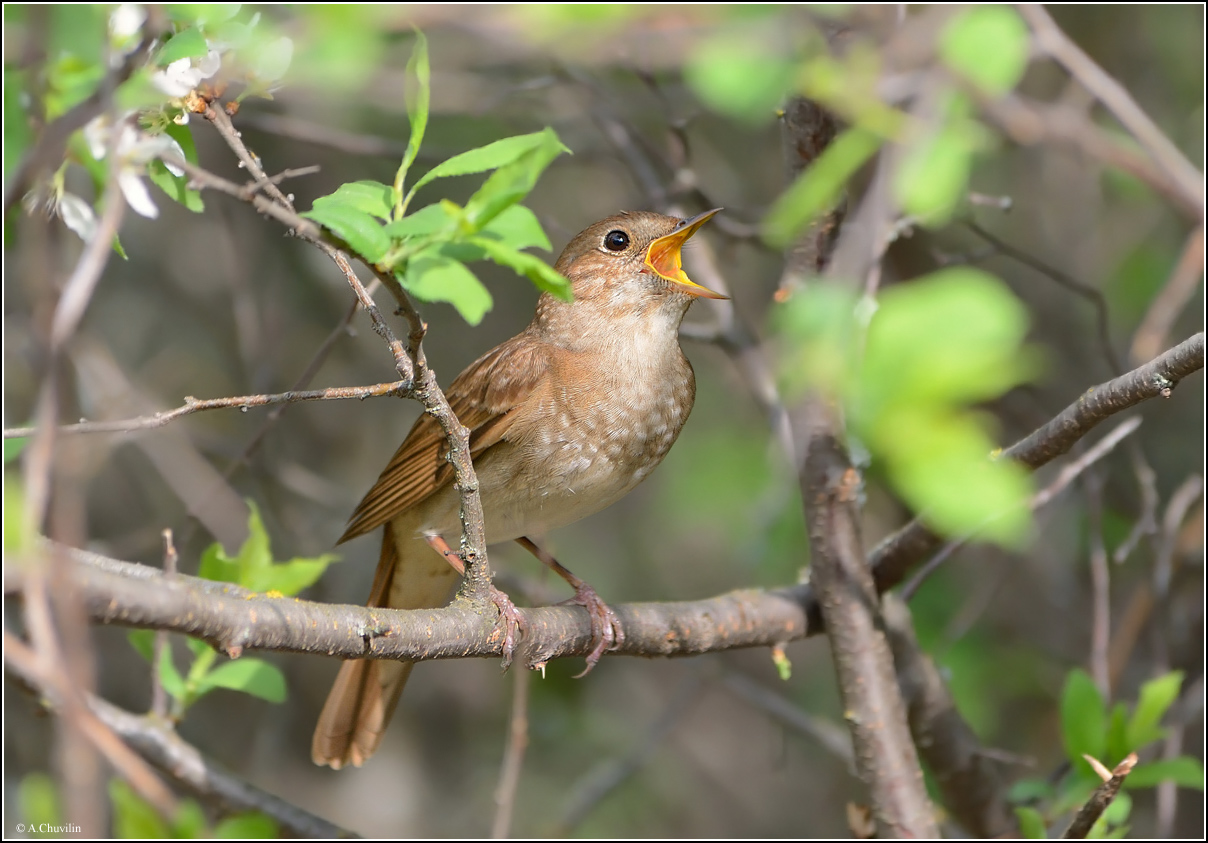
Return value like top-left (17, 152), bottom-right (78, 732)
top-left (487, 584), bottom-right (526, 671)
top-left (559, 582), bottom-right (625, 678)
top-left (425, 534), bottom-right (525, 670)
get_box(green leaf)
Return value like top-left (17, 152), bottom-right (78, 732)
top-left (110, 779), bottom-right (170, 839)
top-left (156, 28), bottom-right (209, 66)
top-left (44, 55), bottom-right (106, 118)
top-left (394, 29), bottom-right (430, 214)
top-left (1008, 777), bottom-right (1055, 804)
top-left (127, 630), bottom-right (186, 701)
top-left (401, 254), bottom-right (492, 325)
top-left (850, 268), bottom-right (1038, 544)
top-left (156, 638), bottom-right (187, 701)
top-left (468, 236), bottom-right (571, 299)
top-left (1061, 669), bottom-right (1108, 772)
top-left (245, 554), bottom-right (337, 596)
top-left (895, 119), bottom-right (975, 225)
top-left (480, 204), bottom-right (553, 251)
top-left (383, 202), bottom-right (458, 239)
top-left (4, 476), bottom-right (30, 554)
top-left (685, 35), bottom-right (798, 125)
top-left (877, 406), bottom-right (1033, 545)
top-left (1125, 670), bottom-right (1182, 750)
top-left (1101, 790), bottom-right (1132, 827)
top-left (197, 542), bottom-right (238, 584)
top-left (196, 502), bottom-right (336, 595)
top-left (1015, 806), bottom-right (1047, 839)
top-left (1123, 756), bottom-right (1205, 790)
top-left (409, 131), bottom-right (559, 201)
top-left (302, 202), bottom-right (390, 263)
top-left (763, 127), bottom-right (882, 248)
top-left (147, 124), bottom-right (204, 213)
top-left (941, 5), bottom-right (1030, 94)
top-left (172, 800), bottom-right (208, 838)
top-left (194, 658), bottom-right (287, 703)
top-left (314, 180), bottom-right (394, 221)
top-left (1105, 702), bottom-right (1131, 764)
top-left (167, 4), bottom-right (242, 26)
top-left (127, 629), bottom-right (155, 662)
top-left (214, 812), bottom-right (279, 839)
top-left (857, 268), bottom-right (1036, 409)
top-left (18, 774), bottom-right (62, 835)
top-left (115, 69), bottom-right (173, 112)
top-left (185, 636), bottom-right (212, 658)
top-left (462, 127), bottom-right (569, 230)
top-left (197, 502), bottom-right (267, 586)
top-left (4, 436), bottom-right (27, 464)
top-left (214, 813), bottom-right (280, 839)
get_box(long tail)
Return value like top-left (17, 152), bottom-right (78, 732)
top-left (311, 522), bottom-right (460, 768)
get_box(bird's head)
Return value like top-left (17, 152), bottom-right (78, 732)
top-left (535, 209), bottom-right (723, 339)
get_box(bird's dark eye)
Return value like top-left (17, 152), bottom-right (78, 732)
top-left (603, 230), bottom-right (630, 252)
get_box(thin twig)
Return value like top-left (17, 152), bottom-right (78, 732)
top-left (1062, 753), bottom-right (1137, 838)
top-left (4, 381), bottom-right (409, 438)
top-left (1131, 226), bottom-right (1205, 366)
top-left (1018, 4), bottom-right (1205, 217)
top-left (1084, 470), bottom-right (1112, 699)
top-left (490, 668), bottom-right (531, 839)
top-left (964, 220), bottom-right (1123, 375)
top-left (980, 93), bottom-right (1200, 220)
top-left (721, 672), bottom-right (854, 771)
top-left (150, 529), bottom-right (177, 721)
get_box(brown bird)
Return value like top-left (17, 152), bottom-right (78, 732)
top-left (313, 209), bottom-right (722, 768)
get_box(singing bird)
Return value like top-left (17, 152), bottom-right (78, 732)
top-left (313, 209), bottom-right (723, 768)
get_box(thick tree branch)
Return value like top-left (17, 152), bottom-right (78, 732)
top-left (884, 596), bottom-right (1013, 838)
top-left (782, 95), bottom-right (937, 838)
top-left (6, 548), bottom-right (813, 664)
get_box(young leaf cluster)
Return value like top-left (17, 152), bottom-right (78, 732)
top-left (300, 32), bottom-right (572, 325)
top-left (1012, 670), bottom-right (1204, 838)
top-left (126, 503), bottom-right (336, 719)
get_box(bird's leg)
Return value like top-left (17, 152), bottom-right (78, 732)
top-left (515, 536), bottom-right (625, 676)
top-left (424, 534), bottom-right (524, 670)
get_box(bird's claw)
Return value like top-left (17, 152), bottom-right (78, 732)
top-left (560, 583), bottom-right (624, 677)
top-left (487, 585), bottom-right (526, 671)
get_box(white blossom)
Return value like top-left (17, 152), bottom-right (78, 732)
top-left (151, 49), bottom-right (221, 97)
top-left (109, 4), bottom-right (146, 39)
top-left (58, 193), bottom-right (99, 242)
top-left (84, 116), bottom-right (190, 220)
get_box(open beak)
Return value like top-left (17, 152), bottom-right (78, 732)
top-left (645, 208), bottom-right (727, 299)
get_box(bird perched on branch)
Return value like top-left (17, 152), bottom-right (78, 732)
top-left (313, 209), bottom-right (723, 768)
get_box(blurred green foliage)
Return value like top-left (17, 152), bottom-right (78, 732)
top-left (775, 268), bottom-right (1039, 547)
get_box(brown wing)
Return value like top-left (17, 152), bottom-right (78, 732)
top-left (338, 333), bottom-right (549, 543)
